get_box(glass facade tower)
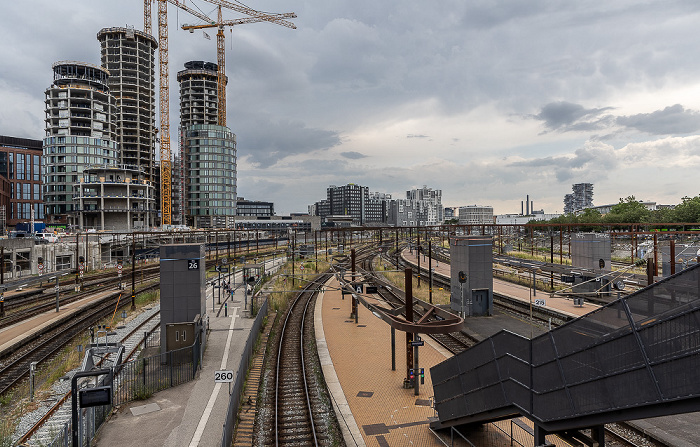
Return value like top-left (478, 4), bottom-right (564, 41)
top-left (185, 124), bottom-right (236, 228)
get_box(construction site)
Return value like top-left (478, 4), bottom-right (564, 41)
top-left (43, 0), bottom-right (297, 231)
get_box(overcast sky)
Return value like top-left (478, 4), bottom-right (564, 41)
top-left (3, 1), bottom-right (700, 215)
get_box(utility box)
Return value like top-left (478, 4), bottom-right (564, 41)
top-left (660, 242), bottom-right (700, 277)
top-left (571, 233), bottom-right (612, 296)
top-left (160, 244), bottom-right (206, 355)
top-left (449, 236), bottom-right (493, 316)
top-left (571, 233), bottom-right (611, 272)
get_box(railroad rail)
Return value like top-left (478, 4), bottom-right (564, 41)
top-left (0, 281), bottom-right (159, 395)
top-left (16, 308), bottom-right (161, 445)
top-left (272, 274), bottom-right (332, 445)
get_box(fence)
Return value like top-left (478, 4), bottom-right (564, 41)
top-left (220, 297), bottom-right (269, 447)
top-left (47, 330), bottom-right (202, 447)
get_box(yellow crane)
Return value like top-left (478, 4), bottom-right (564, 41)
top-left (144, 0), bottom-right (295, 226)
top-left (180, 1), bottom-right (296, 125)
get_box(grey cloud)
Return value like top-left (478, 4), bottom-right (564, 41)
top-left (234, 115), bottom-right (341, 168)
top-left (340, 151), bottom-right (367, 159)
top-left (535, 101), bottom-right (614, 132)
top-left (407, 134), bottom-right (429, 139)
top-left (616, 104), bottom-right (700, 135)
top-left (509, 144), bottom-right (617, 182)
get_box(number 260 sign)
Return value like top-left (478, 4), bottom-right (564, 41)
top-left (215, 370), bottom-right (234, 383)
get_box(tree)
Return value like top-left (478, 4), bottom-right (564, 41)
top-left (604, 196), bottom-right (650, 223)
top-left (671, 195), bottom-right (700, 223)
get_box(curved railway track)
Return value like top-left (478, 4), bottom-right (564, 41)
top-left (16, 308), bottom-right (161, 445)
top-left (272, 274), bottom-right (332, 445)
top-left (0, 281), bottom-right (159, 395)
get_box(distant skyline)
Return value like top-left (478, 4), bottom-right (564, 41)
top-left (2, 1), bottom-right (700, 215)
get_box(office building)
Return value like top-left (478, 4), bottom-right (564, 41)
top-left (314, 184), bottom-right (389, 225)
top-left (0, 136), bottom-right (42, 229)
top-left (458, 205), bottom-right (494, 225)
top-left (43, 61), bottom-right (119, 225)
top-left (236, 198), bottom-right (274, 217)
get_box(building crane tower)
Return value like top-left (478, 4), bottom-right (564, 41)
top-left (144, 0), bottom-right (295, 226)
top-left (180, 1), bottom-right (296, 126)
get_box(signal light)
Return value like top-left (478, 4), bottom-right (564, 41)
top-left (409, 369), bottom-right (414, 380)
top-left (38, 257), bottom-right (44, 265)
top-left (420, 368), bottom-right (425, 384)
top-left (79, 256), bottom-right (85, 264)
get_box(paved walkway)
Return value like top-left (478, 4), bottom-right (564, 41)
top-left (95, 277), bottom-right (254, 447)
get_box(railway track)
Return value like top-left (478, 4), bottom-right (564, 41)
top-left (257, 272), bottom-right (342, 446)
top-left (0, 281), bottom-right (159, 396)
top-left (17, 306), bottom-right (162, 446)
top-left (273, 274), bottom-right (329, 445)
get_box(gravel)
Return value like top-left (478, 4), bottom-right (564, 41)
top-left (11, 304), bottom-right (161, 445)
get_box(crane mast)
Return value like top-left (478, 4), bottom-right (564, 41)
top-left (157, 0), bottom-right (172, 225)
top-left (217, 6), bottom-right (226, 126)
top-left (145, 0), bottom-right (296, 226)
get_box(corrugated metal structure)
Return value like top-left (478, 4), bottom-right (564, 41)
top-left (432, 262), bottom-right (700, 442)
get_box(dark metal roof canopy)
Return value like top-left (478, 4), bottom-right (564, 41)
top-left (337, 275), bottom-right (463, 334)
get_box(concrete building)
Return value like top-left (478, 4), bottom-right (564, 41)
top-left (73, 165), bottom-right (156, 231)
top-left (177, 61), bottom-right (220, 128)
top-left (236, 198), bottom-right (274, 217)
top-left (171, 153), bottom-right (185, 225)
top-left (185, 124), bottom-right (236, 229)
top-left (176, 61), bottom-right (222, 225)
top-left (313, 184), bottom-right (389, 225)
top-left (0, 136), bottom-right (43, 229)
top-left (458, 205), bottom-right (494, 225)
top-left (388, 199), bottom-right (431, 227)
top-left (407, 185), bottom-right (443, 224)
top-left (97, 27), bottom-right (158, 181)
top-left (564, 183), bottom-right (594, 214)
top-left (43, 61), bottom-right (119, 226)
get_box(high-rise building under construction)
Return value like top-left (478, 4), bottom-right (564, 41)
top-left (176, 61), bottom-right (236, 228)
top-left (97, 27), bottom-right (158, 181)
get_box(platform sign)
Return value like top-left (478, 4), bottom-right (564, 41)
top-left (214, 370), bottom-right (234, 383)
top-left (187, 259), bottom-right (200, 270)
top-left (410, 340), bottom-right (424, 347)
top-left (534, 298), bottom-right (546, 307)
top-left (79, 386), bottom-right (112, 408)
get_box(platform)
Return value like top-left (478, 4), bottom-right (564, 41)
top-left (94, 278), bottom-right (255, 447)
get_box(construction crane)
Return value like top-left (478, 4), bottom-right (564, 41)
top-left (181, 4), bottom-right (296, 126)
top-left (144, 0), bottom-right (295, 226)
top-left (180, 0), bottom-right (296, 126)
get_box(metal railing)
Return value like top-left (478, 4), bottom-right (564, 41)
top-left (220, 297), bottom-right (269, 447)
top-left (47, 331), bottom-right (201, 446)
top-left (432, 262), bottom-right (700, 429)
